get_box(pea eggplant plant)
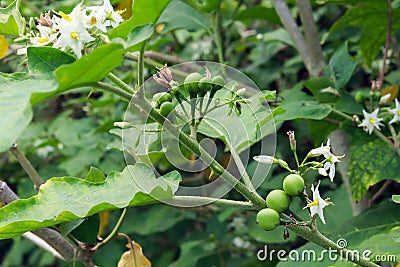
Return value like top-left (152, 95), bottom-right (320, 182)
top-left (0, 0), bottom-right (399, 266)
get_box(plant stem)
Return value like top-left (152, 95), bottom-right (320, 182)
top-left (388, 123), bottom-right (399, 146)
top-left (295, 0), bottom-right (326, 76)
top-left (229, 145), bottom-right (256, 193)
top-left (9, 143), bottom-right (43, 191)
top-left (106, 73), bottom-right (134, 94)
top-left (90, 82), bottom-right (133, 100)
top-left (138, 41), bottom-right (147, 91)
top-left (170, 196), bottom-right (257, 210)
top-left (377, 0), bottom-right (392, 90)
top-left (287, 226), bottom-right (380, 267)
top-left (272, 0), bottom-right (313, 76)
top-left (214, 9), bottom-right (225, 64)
top-left (91, 208), bottom-right (128, 251)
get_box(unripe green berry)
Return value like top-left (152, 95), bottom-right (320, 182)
top-left (266, 190), bottom-right (290, 213)
top-left (374, 91), bottom-right (381, 99)
top-left (184, 72), bottom-right (203, 94)
top-left (283, 174), bottom-right (305, 196)
top-left (256, 208), bottom-right (280, 231)
top-left (211, 75), bottom-right (225, 90)
top-left (159, 102), bottom-right (175, 116)
top-left (354, 91), bottom-right (365, 103)
top-left (198, 76), bottom-right (212, 93)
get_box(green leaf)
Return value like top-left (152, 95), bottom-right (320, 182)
top-left (29, 43), bottom-right (125, 105)
top-left (85, 166), bottom-right (106, 184)
top-left (0, 163), bottom-right (181, 239)
top-left (393, 195), bottom-right (400, 204)
top-left (198, 92), bottom-right (280, 153)
top-left (0, 0), bottom-right (25, 35)
top-left (124, 23), bottom-right (155, 52)
top-left (157, 0), bottom-right (209, 33)
top-left (304, 77), bottom-right (339, 103)
top-left (237, 6), bottom-right (281, 25)
top-left (330, 2), bottom-right (400, 66)
top-left (325, 42), bottom-right (357, 89)
top-left (27, 47), bottom-right (75, 77)
top-left (276, 85), bottom-right (332, 122)
top-left (0, 73), bottom-right (57, 152)
top-left (343, 123), bottom-right (400, 201)
top-left (107, 0), bottom-right (170, 39)
top-left (335, 91), bottom-right (363, 115)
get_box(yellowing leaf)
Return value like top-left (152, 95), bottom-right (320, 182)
top-left (118, 241), bottom-right (151, 267)
top-left (382, 85), bottom-right (399, 103)
top-left (0, 35), bottom-right (8, 59)
top-left (116, 0), bottom-right (132, 20)
top-left (97, 211), bottom-right (110, 237)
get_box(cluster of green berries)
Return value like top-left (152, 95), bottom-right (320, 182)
top-left (256, 174), bottom-right (305, 231)
top-left (184, 72), bottom-right (225, 99)
top-left (152, 92), bottom-right (176, 116)
top-left (354, 90), bottom-right (382, 103)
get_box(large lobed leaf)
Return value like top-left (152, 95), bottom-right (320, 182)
top-left (0, 163), bottom-right (181, 239)
top-left (330, 1), bottom-right (400, 66)
top-left (343, 123), bottom-right (400, 201)
top-left (0, 72), bottom-right (58, 152)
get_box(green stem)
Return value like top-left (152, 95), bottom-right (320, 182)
top-left (9, 144), bottom-right (43, 191)
top-left (287, 226), bottom-right (380, 267)
top-left (91, 208), bottom-right (128, 251)
top-left (138, 41), bottom-right (147, 91)
top-left (214, 11), bottom-right (225, 64)
top-left (90, 82), bottom-right (133, 100)
top-left (170, 196), bottom-right (257, 210)
top-left (107, 73), bottom-right (135, 94)
top-left (388, 123), bottom-right (399, 146)
top-left (229, 145), bottom-right (256, 193)
top-left (331, 108), bottom-right (353, 121)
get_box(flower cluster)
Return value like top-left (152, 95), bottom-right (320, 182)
top-left (27, 0), bottom-right (124, 58)
top-left (358, 99), bottom-right (400, 134)
top-left (254, 137), bottom-right (341, 224)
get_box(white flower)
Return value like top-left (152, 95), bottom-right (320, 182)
top-left (84, 8), bottom-right (110, 32)
top-left (53, 5), bottom-right (95, 58)
top-left (30, 25), bottom-right (58, 46)
top-left (379, 93), bottom-right (391, 105)
top-left (305, 181), bottom-right (328, 224)
top-left (99, 0), bottom-right (124, 28)
top-left (253, 155), bottom-right (277, 164)
top-left (308, 139), bottom-right (331, 158)
top-left (323, 155), bottom-right (341, 182)
top-left (389, 99), bottom-right (400, 124)
top-left (308, 139), bottom-right (343, 182)
top-left (358, 108), bottom-right (384, 134)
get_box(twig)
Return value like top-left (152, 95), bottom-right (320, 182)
top-left (91, 208), bottom-right (129, 251)
top-left (229, 145), bottom-right (256, 193)
top-left (295, 0), bottom-right (326, 76)
top-left (0, 181), bottom-right (77, 262)
top-left (272, 0), bottom-right (312, 76)
top-left (22, 232), bottom-right (65, 260)
top-left (377, 0), bottom-right (392, 91)
top-left (107, 73), bottom-right (135, 94)
top-left (368, 179), bottom-right (392, 208)
top-left (144, 51), bottom-right (185, 64)
top-left (9, 143), bottom-right (43, 191)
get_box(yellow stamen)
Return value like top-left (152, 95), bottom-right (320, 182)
top-left (397, 110), bottom-right (400, 115)
top-left (90, 16), bottom-right (97, 25)
top-left (38, 37), bottom-right (49, 43)
top-left (59, 11), bottom-right (72, 22)
top-left (70, 32), bottom-right (79, 39)
top-left (116, 9), bottom-right (126, 15)
top-left (307, 200), bottom-right (319, 207)
top-left (369, 118), bottom-right (376, 124)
